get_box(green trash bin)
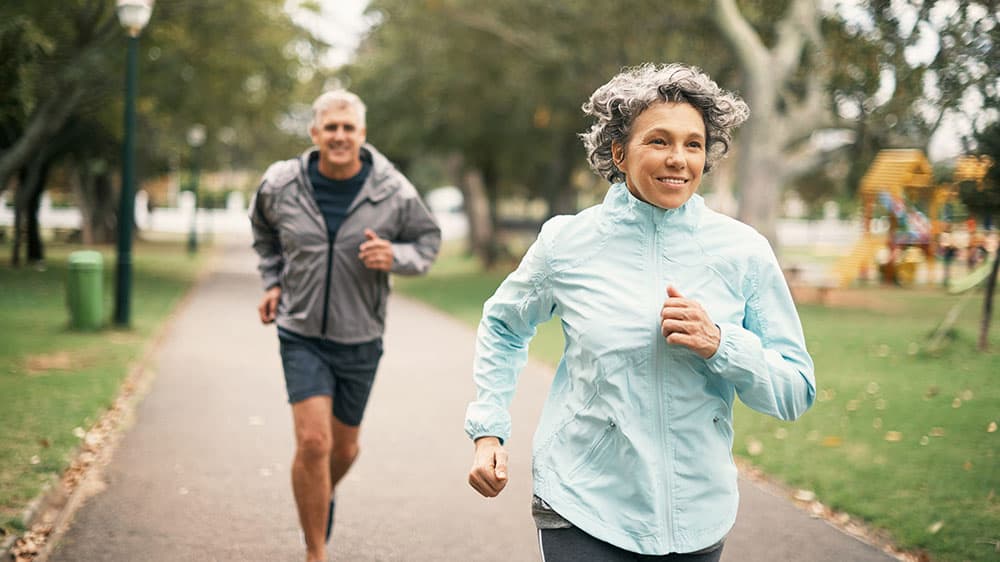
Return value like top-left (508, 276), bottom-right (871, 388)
top-left (67, 250), bottom-right (104, 330)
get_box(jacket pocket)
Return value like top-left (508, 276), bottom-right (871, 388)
top-left (566, 417), bottom-right (617, 481)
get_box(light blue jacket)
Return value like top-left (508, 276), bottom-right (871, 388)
top-left (465, 183), bottom-right (815, 555)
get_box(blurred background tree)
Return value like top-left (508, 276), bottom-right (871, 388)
top-left (1, 0), bottom-right (996, 267)
top-left (958, 122), bottom-right (999, 350)
top-left (345, 0), bottom-right (998, 263)
top-left (0, 0), bottom-right (328, 264)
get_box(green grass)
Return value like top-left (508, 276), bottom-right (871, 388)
top-left (397, 246), bottom-right (1000, 562)
top-left (0, 239), bottom-right (204, 533)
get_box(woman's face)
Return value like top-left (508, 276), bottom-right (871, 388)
top-left (613, 101), bottom-right (706, 210)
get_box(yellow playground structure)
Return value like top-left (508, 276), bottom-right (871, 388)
top-left (832, 149), bottom-right (993, 287)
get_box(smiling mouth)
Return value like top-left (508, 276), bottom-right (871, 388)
top-left (657, 177), bottom-right (688, 185)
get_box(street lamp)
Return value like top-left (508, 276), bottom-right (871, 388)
top-left (186, 124), bottom-right (206, 254)
top-left (113, 0), bottom-right (154, 327)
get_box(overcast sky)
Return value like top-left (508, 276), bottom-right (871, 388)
top-left (285, 0), bottom-right (969, 161)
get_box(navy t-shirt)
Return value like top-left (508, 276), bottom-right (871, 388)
top-left (308, 153), bottom-right (371, 239)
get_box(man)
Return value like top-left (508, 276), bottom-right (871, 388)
top-left (249, 89), bottom-right (440, 562)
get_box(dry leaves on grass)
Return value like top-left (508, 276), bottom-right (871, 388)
top-left (10, 524), bottom-right (52, 562)
top-left (736, 458), bottom-right (930, 562)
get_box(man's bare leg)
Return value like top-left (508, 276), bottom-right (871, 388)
top-left (329, 417), bottom-right (361, 489)
top-left (291, 396), bottom-right (333, 562)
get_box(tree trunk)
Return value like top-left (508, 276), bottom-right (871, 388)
top-left (712, 0), bottom-right (830, 251)
top-left (0, 90), bottom-right (83, 199)
top-left (26, 171), bottom-right (45, 263)
top-left (72, 157), bottom-right (117, 244)
top-left (543, 134), bottom-right (579, 217)
top-left (978, 247), bottom-right (1000, 352)
top-left (460, 166), bottom-right (497, 268)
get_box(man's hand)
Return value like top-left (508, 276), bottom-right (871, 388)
top-left (661, 285), bottom-right (721, 359)
top-left (468, 436), bottom-right (508, 498)
top-left (358, 228), bottom-right (393, 272)
top-left (258, 286), bottom-right (281, 324)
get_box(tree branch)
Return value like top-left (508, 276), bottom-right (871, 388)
top-left (711, 0), bottom-right (770, 83)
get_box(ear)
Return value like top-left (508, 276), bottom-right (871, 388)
top-left (611, 141), bottom-right (625, 167)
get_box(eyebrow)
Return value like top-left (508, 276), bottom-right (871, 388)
top-left (643, 127), bottom-right (705, 140)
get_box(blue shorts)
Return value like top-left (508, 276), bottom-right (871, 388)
top-left (277, 328), bottom-right (383, 427)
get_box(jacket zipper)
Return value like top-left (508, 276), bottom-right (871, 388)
top-left (652, 221), bottom-right (675, 545)
top-left (320, 232), bottom-right (335, 335)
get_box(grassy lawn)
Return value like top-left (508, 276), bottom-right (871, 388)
top-left (0, 238), bottom-right (204, 534)
top-left (397, 246), bottom-right (1000, 562)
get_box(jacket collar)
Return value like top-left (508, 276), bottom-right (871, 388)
top-left (297, 143), bottom-right (401, 204)
top-left (602, 182), bottom-right (704, 232)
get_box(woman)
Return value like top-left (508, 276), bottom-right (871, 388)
top-left (465, 63), bottom-right (815, 561)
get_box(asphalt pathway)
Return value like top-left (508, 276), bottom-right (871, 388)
top-left (50, 236), bottom-right (896, 561)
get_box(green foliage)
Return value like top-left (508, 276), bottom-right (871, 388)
top-left (0, 240), bottom-right (203, 532)
top-left (397, 250), bottom-right (1000, 562)
top-left (959, 121), bottom-right (1000, 219)
top-left (0, 0), bottom-right (329, 183)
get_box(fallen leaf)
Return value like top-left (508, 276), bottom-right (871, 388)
top-left (30, 455), bottom-right (40, 465)
top-left (988, 421), bottom-right (997, 433)
top-left (924, 385), bottom-right (940, 399)
top-left (746, 438), bottom-right (763, 456)
top-left (846, 400), bottom-right (860, 412)
top-left (952, 398), bottom-right (962, 409)
top-left (885, 431), bottom-right (903, 442)
top-left (821, 436), bottom-right (843, 448)
top-left (927, 521), bottom-right (944, 534)
top-left (875, 398), bottom-right (887, 410)
top-left (963, 461), bottom-right (973, 471)
top-left (72, 427), bottom-right (85, 439)
top-left (872, 417), bottom-right (883, 429)
top-left (774, 427), bottom-right (788, 440)
top-left (919, 436), bottom-right (929, 446)
top-left (876, 345), bottom-right (890, 358)
top-left (793, 489), bottom-right (816, 502)
top-left (867, 381), bottom-right (881, 394)
top-left (38, 439), bottom-right (50, 448)
top-left (961, 389), bottom-right (974, 401)
top-left (929, 427), bottom-right (945, 437)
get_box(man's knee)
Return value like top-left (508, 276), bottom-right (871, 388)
top-left (331, 440), bottom-right (359, 465)
top-left (296, 431), bottom-right (333, 461)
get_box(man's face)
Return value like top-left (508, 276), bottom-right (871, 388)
top-left (613, 101), bottom-right (706, 210)
top-left (310, 104), bottom-right (366, 179)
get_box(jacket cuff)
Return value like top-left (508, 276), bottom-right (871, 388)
top-left (705, 322), bottom-right (742, 376)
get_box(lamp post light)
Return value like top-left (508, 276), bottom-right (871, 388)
top-left (186, 124), bottom-right (206, 254)
top-left (113, 0), bottom-right (154, 327)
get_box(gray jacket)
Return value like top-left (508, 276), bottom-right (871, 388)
top-left (249, 144), bottom-right (441, 343)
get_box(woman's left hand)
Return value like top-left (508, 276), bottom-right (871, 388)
top-left (661, 286), bottom-right (721, 359)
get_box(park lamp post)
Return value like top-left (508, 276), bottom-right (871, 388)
top-left (113, 0), bottom-right (153, 327)
top-left (186, 124), bottom-right (206, 254)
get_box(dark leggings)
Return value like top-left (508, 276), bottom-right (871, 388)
top-left (538, 526), bottom-right (724, 562)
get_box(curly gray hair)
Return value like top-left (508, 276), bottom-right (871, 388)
top-left (580, 63), bottom-right (749, 182)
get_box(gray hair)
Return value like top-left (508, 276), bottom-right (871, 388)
top-left (311, 89), bottom-right (367, 130)
top-left (580, 63), bottom-right (749, 182)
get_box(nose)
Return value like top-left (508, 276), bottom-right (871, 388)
top-left (664, 145), bottom-right (684, 168)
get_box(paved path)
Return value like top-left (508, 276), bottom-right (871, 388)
top-left (50, 237), bottom-right (896, 561)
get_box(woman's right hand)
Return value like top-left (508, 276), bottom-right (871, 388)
top-left (468, 436), bottom-right (508, 497)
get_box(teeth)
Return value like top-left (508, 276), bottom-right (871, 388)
top-left (659, 178), bottom-right (686, 184)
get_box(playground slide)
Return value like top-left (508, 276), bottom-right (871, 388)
top-left (832, 235), bottom-right (883, 288)
top-left (947, 260), bottom-right (996, 294)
